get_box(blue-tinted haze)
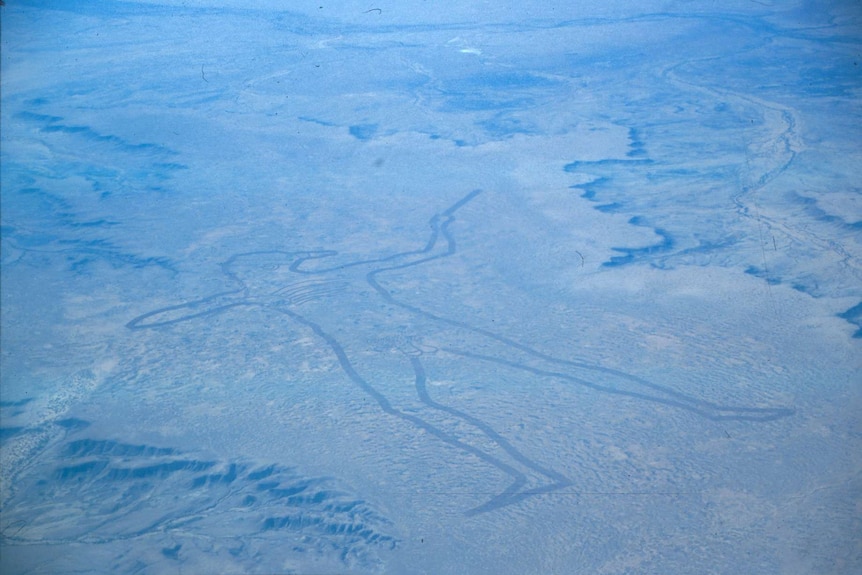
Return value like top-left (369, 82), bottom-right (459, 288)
top-left (1, 1), bottom-right (860, 573)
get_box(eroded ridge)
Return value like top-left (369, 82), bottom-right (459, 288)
top-left (1, 435), bottom-right (397, 570)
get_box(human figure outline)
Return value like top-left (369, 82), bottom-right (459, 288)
top-left (128, 189), bottom-right (794, 515)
